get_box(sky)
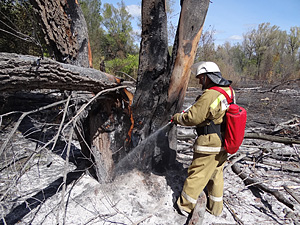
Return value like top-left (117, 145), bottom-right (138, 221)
top-left (101, 0), bottom-right (300, 46)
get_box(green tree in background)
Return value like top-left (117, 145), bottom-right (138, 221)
top-left (101, 1), bottom-right (138, 78)
top-left (0, 0), bottom-right (44, 56)
top-left (286, 26), bottom-right (300, 72)
top-left (192, 23), bottom-right (300, 85)
top-left (101, 1), bottom-right (138, 59)
top-left (80, 0), bottom-right (139, 78)
top-left (243, 23), bottom-right (280, 80)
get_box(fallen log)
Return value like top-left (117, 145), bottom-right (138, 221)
top-left (243, 159), bottom-right (300, 173)
top-left (244, 133), bottom-right (300, 144)
top-left (273, 117), bottom-right (300, 133)
top-left (0, 52), bottom-right (122, 93)
top-left (257, 78), bottom-right (300, 93)
top-left (231, 163), bottom-right (294, 210)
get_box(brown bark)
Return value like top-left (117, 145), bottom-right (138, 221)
top-left (29, 0), bottom-right (90, 67)
top-left (78, 90), bottom-right (134, 182)
top-left (168, 0), bottom-right (209, 112)
top-left (0, 52), bottom-right (120, 93)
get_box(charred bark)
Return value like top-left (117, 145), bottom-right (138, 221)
top-left (29, 0), bottom-right (90, 67)
top-left (130, 0), bottom-right (174, 173)
top-left (132, 0), bottom-right (170, 137)
top-left (133, 0), bottom-right (210, 140)
top-left (130, 0), bottom-right (209, 172)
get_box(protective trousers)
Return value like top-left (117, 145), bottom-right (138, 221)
top-left (177, 151), bottom-right (227, 216)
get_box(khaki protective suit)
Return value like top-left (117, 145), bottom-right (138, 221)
top-left (173, 85), bottom-right (234, 216)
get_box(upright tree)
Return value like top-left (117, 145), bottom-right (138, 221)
top-left (286, 27), bottom-right (300, 62)
top-left (243, 23), bottom-right (280, 79)
top-left (131, 0), bottom-right (210, 171)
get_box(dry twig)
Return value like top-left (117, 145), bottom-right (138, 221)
top-left (223, 199), bottom-right (244, 225)
top-left (283, 185), bottom-right (300, 204)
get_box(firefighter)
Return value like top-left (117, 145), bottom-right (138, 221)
top-left (172, 61), bottom-right (234, 217)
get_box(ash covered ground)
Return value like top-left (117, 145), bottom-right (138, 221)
top-left (1, 81), bottom-right (300, 225)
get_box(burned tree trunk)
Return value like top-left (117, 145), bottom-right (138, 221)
top-left (133, 0), bottom-right (210, 142)
top-left (130, 0), bottom-right (210, 172)
top-left (168, 0), bottom-right (210, 111)
top-left (29, 0), bottom-right (91, 67)
top-left (0, 52), bottom-right (133, 183)
top-left (131, 0), bottom-right (170, 139)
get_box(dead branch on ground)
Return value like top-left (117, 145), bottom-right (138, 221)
top-left (284, 186), bottom-right (300, 204)
top-left (258, 78), bottom-right (300, 93)
top-left (244, 133), bottom-right (300, 145)
top-left (231, 163), bottom-right (294, 210)
top-left (223, 199), bottom-right (244, 225)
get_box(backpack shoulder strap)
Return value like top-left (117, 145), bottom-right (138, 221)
top-left (209, 86), bottom-right (233, 104)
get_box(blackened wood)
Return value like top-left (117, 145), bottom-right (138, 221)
top-left (132, 0), bottom-right (170, 138)
top-left (129, 0), bottom-right (209, 173)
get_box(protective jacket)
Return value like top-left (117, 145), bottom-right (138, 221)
top-left (173, 84), bottom-right (235, 216)
top-left (173, 85), bottom-right (235, 154)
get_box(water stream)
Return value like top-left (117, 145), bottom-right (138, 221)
top-left (115, 122), bottom-right (173, 175)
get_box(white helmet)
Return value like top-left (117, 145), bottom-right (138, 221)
top-left (190, 61), bottom-right (232, 87)
top-left (191, 61), bottom-right (220, 76)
